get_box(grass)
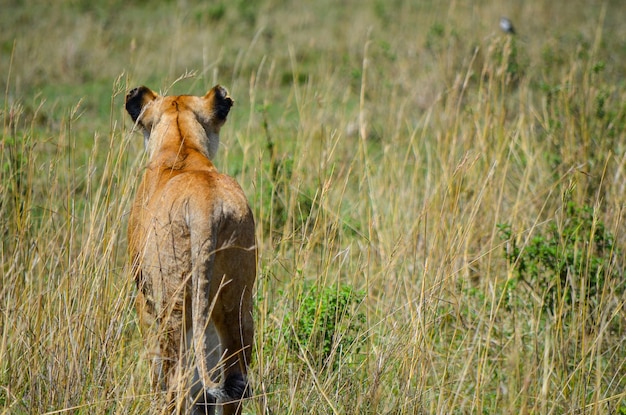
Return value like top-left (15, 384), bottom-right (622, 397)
top-left (2, 0), bottom-right (626, 413)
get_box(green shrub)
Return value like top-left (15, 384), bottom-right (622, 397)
top-left (283, 283), bottom-right (366, 369)
top-left (498, 201), bottom-right (623, 313)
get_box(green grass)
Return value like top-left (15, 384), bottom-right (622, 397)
top-left (2, 0), bottom-right (626, 413)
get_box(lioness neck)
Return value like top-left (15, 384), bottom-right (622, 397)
top-left (147, 112), bottom-right (217, 174)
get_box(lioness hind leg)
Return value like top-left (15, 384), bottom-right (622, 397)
top-left (152, 306), bottom-right (187, 414)
top-left (212, 282), bottom-right (254, 415)
top-left (216, 322), bottom-right (253, 415)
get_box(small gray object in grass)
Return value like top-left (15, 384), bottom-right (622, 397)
top-left (499, 17), bottom-right (515, 34)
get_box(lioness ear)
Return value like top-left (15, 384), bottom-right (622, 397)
top-left (205, 85), bottom-right (234, 124)
top-left (125, 86), bottom-right (158, 124)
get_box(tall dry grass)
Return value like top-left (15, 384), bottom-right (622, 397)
top-left (1, 75), bottom-right (150, 413)
top-left (2, 1), bottom-right (626, 414)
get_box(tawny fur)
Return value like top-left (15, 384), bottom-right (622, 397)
top-left (126, 85), bottom-right (256, 415)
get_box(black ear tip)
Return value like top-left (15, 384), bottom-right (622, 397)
top-left (215, 85), bottom-right (234, 104)
top-left (212, 85), bottom-right (234, 120)
top-left (126, 86), bottom-right (144, 104)
top-left (126, 86), bottom-right (149, 122)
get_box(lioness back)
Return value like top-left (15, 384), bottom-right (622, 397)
top-left (126, 85), bottom-right (255, 415)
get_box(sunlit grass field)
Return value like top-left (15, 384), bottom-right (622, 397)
top-left (2, 0), bottom-right (626, 413)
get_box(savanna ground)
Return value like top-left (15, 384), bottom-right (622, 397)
top-left (2, 0), bottom-right (626, 413)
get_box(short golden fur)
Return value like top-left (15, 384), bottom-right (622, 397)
top-left (126, 85), bottom-right (256, 415)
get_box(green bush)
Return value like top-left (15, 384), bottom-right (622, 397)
top-left (283, 283), bottom-right (366, 369)
top-left (498, 201), bottom-right (623, 313)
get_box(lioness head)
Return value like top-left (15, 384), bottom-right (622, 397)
top-left (125, 85), bottom-right (234, 160)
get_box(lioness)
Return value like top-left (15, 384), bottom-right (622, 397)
top-left (126, 85), bottom-right (256, 415)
